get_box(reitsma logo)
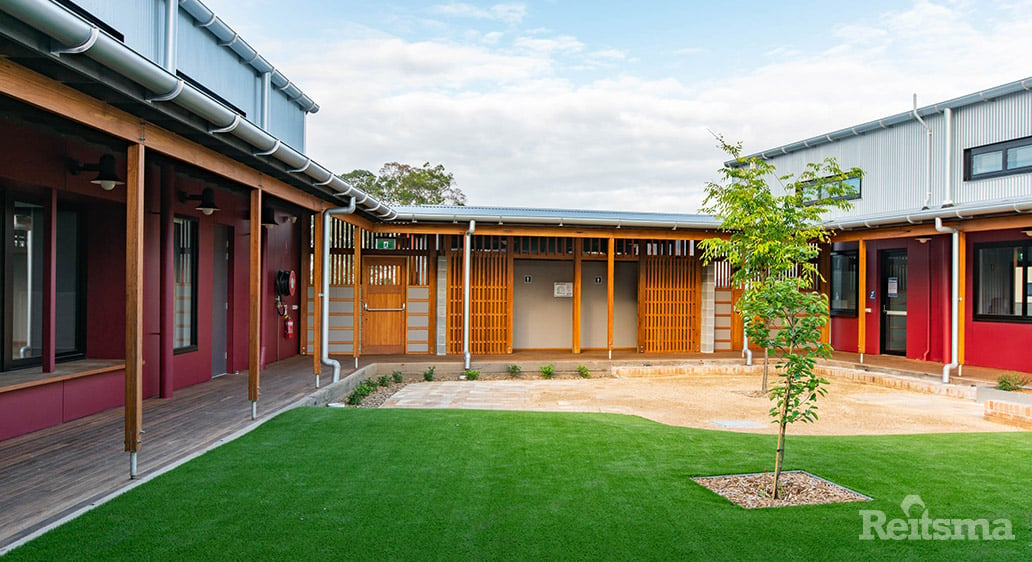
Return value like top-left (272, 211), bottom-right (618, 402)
top-left (859, 495), bottom-right (1014, 541)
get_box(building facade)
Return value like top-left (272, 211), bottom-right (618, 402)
top-left (745, 81), bottom-right (1032, 376)
top-left (1, 1), bottom-right (1029, 450)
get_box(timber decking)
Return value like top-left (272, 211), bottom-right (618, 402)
top-left (0, 355), bottom-right (335, 552)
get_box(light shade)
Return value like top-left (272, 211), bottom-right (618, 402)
top-left (178, 188), bottom-right (221, 216)
top-left (261, 206), bottom-right (279, 228)
top-left (69, 153), bottom-right (124, 191)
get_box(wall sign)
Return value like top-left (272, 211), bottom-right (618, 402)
top-left (554, 282), bottom-right (573, 297)
top-left (374, 238), bottom-right (396, 250)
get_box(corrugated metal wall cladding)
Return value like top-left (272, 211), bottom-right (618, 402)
top-left (757, 89), bottom-right (1032, 220)
top-left (269, 89), bottom-right (306, 150)
top-left (954, 94), bottom-right (1032, 204)
top-left (75, 0), bottom-right (160, 61)
top-left (764, 118), bottom-right (941, 218)
top-left (176, 11), bottom-right (257, 119)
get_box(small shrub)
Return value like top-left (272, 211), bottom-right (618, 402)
top-left (465, 369), bottom-right (480, 381)
top-left (506, 364), bottom-right (522, 377)
top-left (423, 366), bottom-right (436, 382)
top-left (377, 375), bottom-right (391, 387)
top-left (997, 373), bottom-right (1031, 391)
top-left (346, 379), bottom-right (379, 405)
top-left (577, 365), bottom-right (591, 378)
top-left (391, 370), bottom-right (404, 384)
top-left (539, 364), bottom-right (555, 379)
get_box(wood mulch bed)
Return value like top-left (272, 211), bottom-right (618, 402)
top-left (692, 471), bottom-right (871, 509)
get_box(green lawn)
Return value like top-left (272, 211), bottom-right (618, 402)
top-left (7, 408), bottom-right (1031, 561)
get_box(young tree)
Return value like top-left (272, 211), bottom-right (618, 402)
top-left (339, 162), bottom-right (467, 206)
top-left (699, 137), bottom-right (861, 498)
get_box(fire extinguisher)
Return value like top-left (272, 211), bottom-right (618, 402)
top-left (284, 313), bottom-right (294, 339)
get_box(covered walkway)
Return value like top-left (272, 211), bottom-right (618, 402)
top-left (0, 356), bottom-right (341, 552)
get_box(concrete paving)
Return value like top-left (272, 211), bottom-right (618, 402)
top-left (382, 374), bottom-right (1023, 435)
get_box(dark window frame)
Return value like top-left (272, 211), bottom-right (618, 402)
top-left (173, 216), bottom-right (199, 354)
top-left (799, 176), bottom-right (862, 205)
top-left (54, 0), bottom-right (125, 41)
top-left (972, 240), bottom-right (1032, 323)
top-left (55, 203), bottom-right (87, 362)
top-left (176, 71), bottom-right (247, 119)
top-left (829, 250), bottom-right (859, 317)
top-left (964, 136), bottom-right (1032, 181)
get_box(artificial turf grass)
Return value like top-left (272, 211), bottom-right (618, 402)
top-left (6, 408), bottom-right (1031, 561)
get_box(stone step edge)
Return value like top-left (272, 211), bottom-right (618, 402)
top-left (612, 363), bottom-right (977, 401)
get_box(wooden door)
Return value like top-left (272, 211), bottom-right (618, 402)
top-left (362, 257), bottom-right (406, 354)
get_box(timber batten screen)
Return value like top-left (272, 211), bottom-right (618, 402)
top-left (447, 236), bottom-right (511, 354)
top-left (638, 241), bottom-right (701, 352)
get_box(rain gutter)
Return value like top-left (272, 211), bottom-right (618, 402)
top-left (1, 0), bottom-right (396, 219)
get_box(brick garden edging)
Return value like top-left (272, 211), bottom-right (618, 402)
top-left (984, 400), bottom-right (1032, 428)
top-left (611, 362), bottom-right (978, 401)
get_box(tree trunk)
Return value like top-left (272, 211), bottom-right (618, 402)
top-left (772, 341), bottom-right (795, 500)
top-left (761, 348), bottom-right (769, 394)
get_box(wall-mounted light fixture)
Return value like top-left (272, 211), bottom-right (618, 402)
top-left (261, 206), bottom-right (279, 228)
top-left (1022, 228), bottom-right (1032, 238)
top-left (69, 154), bottom-right (123, 191)
top-left (916, 237), bottom-right (932, 244)
top-left (177, 187), bottom-right (220, 216)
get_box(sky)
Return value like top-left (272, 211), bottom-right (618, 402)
top-left (199, 0), bottom-right (1032, 213)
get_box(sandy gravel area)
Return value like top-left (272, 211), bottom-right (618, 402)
top-left (382, 374), bottom-right (1022, 435)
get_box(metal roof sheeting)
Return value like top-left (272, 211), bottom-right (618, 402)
top-left (391, 205), bottom-right (722, 230)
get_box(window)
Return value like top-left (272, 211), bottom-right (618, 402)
top-left (965, 136), bottom-right (1032, 181)
top-left (799, 176), bottom-right (861, 204)
top-left (974, 241), bottom-right (1032, 322)
top-left (174, 217), bottom-right (198, 351)
top-left (829, 250), bottom-right (858, 317)
top-left (2, 196), bottom-right (85, 372)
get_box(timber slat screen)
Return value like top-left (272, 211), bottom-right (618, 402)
top-left (307, 221), bottom-right (435, 354)
top-left (447, 236), bottom-right (510, 354)
top-left (638, 240), bottom-right (700, 352)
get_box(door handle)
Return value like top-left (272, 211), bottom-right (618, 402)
top-left (363, 303), bottom-right (406, 312)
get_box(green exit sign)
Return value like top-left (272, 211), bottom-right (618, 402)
top-left (375, 238), bottom-right (396, 250)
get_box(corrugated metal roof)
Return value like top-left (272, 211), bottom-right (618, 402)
top-left (391, 205), bottom-right (721, 229)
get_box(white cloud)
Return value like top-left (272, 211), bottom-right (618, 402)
top-left (430, 3), bottom-right (527, 24)
top-left (271, 1), bottom-right (1032, 214)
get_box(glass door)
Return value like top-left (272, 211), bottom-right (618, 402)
top-left (880, 250), bottom-right (907, 356)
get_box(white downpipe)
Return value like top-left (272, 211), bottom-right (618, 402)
top-left (463, 220), bottom-right (475, 370)
top-left (913, 94), bottom-right (932, 210)
top-left (163, 0), bottom-right (177, 72)
top-left (130, 452), bottom-right (137, 479)
top-left (943, 107), bottom-right (954, 207)
top-left (260, 72), bottom-right (271, 129)
top-left (321, 198), bottom-right (357, 384)
top-left (935, 217), bottom-right (959, 383)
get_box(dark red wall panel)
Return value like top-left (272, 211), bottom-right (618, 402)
top-left (0, 385), bottom-right (63, 441)
top-left (85, 200), bottom-right (127, 359)
top-left (62, 371), bottom-right (124, 421)
top-left (964, 230), bottom-right (1032, 372)
top-left (830, 316), bottom-right (858, 352)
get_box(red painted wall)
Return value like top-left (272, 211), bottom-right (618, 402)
top-left (964, 230), bottom-right (1032, 372)
top-left (0, 385), bottom-right (63, 441)
top-left (84, 200), bottom-right (127, 359)
top-left (262, 210), bottom-right (302, 365)
top-left (832, 238), bottom-right (950, 361)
